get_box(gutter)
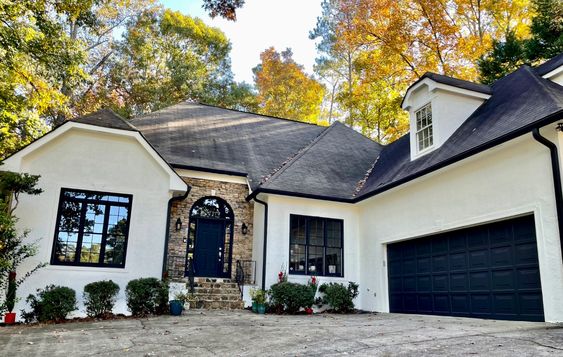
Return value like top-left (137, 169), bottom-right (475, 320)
top-left (162, 185), bottom-right (192, 278)
top-left (249, 195), bottom-right (268, 290)
top-left (532, 127), bottom-right (563, 260)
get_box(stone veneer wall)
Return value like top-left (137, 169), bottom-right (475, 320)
top-left (167, 176), bottom-right (254, 280)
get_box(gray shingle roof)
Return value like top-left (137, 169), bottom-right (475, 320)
top-left (357, 65), bottom-right (563, 200)
top-left (257, 121), bottom-right (383, 200)
top-left (130, 102), bottom-right (326, 189)
top-left (417, 72), bottom-right (492, 94)
top-left (72, 109), bottom-right (138, 131)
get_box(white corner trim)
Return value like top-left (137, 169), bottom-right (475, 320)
top-left (3, 122), bottom-right (187, 193)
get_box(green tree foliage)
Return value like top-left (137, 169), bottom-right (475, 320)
top-left (479, 0), bottom-right (563, 84)
top-left (253, 47), bottom-right (326, 124)
top-left (0, 0), bottom-right (252, 159)
top-left (0, 169), bottom-right (44, 314)
top-left (91, 8), bottom-right (256, 118)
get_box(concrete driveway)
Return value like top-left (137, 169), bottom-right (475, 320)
top-left (1, 311), bottom-right (562, 356)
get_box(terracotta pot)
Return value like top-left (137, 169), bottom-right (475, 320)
top-left (305, 308), bottom-right (313, 315)
top-left (4, 312), bottom-right (16, 324)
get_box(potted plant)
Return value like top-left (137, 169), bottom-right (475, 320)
top-left (249, 288), bottom-right (258, 313)
top-left (254, 289), bottom-right (267, 314)
top-left (4, 271), bottom-right (17, 324)
top-left (169, 292), bottom-right (185, 316)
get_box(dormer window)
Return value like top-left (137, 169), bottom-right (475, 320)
top-left (416, 103), bottom-right (433, 151)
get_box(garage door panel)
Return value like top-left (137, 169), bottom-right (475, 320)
top-left (434, 294), bottom-right (450, 313)
top-left (515, 242), bottom-right (539, 264)
top-left (387, 215), bottom-right (543, 321)
top-left (490, 246), bottom-right (513, 267)
top-left (470, 271), bottom-right (491, 290)
top-left (450, 273), bottom-right (468, 291)
top-left (469, 249), bottom-right (489, 269)
top-left (517, 268), bottom-right (542, 289)
top-left (433, 274), bottom-right (448, 291)
top-left (449, 252), bottom-right (467, 271)
top-left (491, 269), bottom-right (515, 290)
top-left (432, 255), bottom-right (448, 272)
top-left (493, 293), bottom-right (517, 315)
top-left (417, 257), bottom-right (431, 273)
top-left (417, 276), bottom-right (432, 292)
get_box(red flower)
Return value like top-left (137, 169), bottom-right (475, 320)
top-left (278, 271), bottom-right (284, 282)
top-left (311, 276), bottom-right (316, 285)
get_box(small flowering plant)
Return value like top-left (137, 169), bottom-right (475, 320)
top-left (309, 276), bottom-right (317, 287)
top-left (278, 270), bottom-right (288, 283)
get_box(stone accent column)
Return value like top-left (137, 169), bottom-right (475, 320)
top-left (167, 177), bottom-right (254, 280)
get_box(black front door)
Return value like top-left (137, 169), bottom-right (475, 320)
top-left (193, 218), bottom-right (225, 277)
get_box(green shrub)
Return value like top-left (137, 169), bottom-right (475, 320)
top-left (268, 281), bottom-right (316, 314)
top-left (319, 282), bottom-right (359, 313)
top-left (22, 285), bottom-right (77, 323)
top-left (125, 278), bottom-right (168, 316)
top-left (83, 280), bottom-right (120, 318)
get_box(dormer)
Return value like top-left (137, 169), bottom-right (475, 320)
top-left (537, 52), bottom-right (563, 86)
top-left (402, 73), bottom-right (492, 161)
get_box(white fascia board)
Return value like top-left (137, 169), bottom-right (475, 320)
top-left (4, 122), bottom-right (187, 193)
top-left (402, 78), bottom-right (491, 110)
top-left (543, 65), bottom-right (563, 80)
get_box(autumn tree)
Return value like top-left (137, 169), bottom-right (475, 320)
top-left (253, 48), bottom-right (325, 124)
top-left (479, 0), bottom-right (563, 84)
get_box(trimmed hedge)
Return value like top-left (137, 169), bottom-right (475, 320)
top-left (22, 285), bottom-right (77, 323)
top-left (268, 281), bottom-right (316, 314)
top-left (83, 280), bottom-right (120, 318)
top-left (319, 282), bottom-right (359, 313)
top-left (125, 278), bottom-right (168, 316)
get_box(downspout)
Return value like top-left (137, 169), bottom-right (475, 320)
top-left (251, 196), bottom-right (268, 290)
top-left (162, 185), bottom-right (191, 278)
top-left (532, 127), bottom-right (563, 260)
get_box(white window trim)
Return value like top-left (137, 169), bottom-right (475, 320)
top-left (415, 103), bottom-right (434, 153)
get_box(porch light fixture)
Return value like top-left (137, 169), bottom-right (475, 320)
top-left (175, 218), bottom-right (182, 231)
top-left (241, 223), bottom-right (248, 235)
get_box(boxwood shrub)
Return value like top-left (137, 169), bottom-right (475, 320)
top-left (83, 280), bottom-right (120, 318)
top-left (268, 281), bottom-right (316, 314)
top-left (125, 278), bottom-right (168, 316)
top-left (318, 282), bottom-right (359, 313)
top-left (22, 285), bottom-right (77, 323)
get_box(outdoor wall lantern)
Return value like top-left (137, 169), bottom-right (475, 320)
top-left (175, 218), bottom-right (182, 231)
top-left (241, 223), bottom-right (248, 235)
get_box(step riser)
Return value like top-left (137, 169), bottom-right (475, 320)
top-left (172, 278), bottom-right (244, 310)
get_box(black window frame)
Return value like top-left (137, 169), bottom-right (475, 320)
top-left (50, 188), bottom-right (133, 268)
top-left (288, 214), bottom-right (344, 277)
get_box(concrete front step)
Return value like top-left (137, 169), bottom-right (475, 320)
top-left (176, 277), bottom-right (244, 310)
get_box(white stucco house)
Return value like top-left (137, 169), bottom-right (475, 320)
top-left (4, 53), bottom-right (563, 322)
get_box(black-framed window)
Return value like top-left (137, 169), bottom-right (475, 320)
top-left (51, 188), bottom-right (132, 268)
top-left (289, 215), bottom-right (343, 277)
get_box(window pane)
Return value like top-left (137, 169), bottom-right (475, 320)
top-left (290, 216), bottom-right (306, 244)
top-left (54, 232), bottom-right (78, 262)
top-left (308, 218), bottom-right (324, 246)
top-left (326, 248), bottom-right (342, 275)
top-left (326, 220), bottom-right (342, 248)
top-left (104, 234), bottom-right (126, 265)
top-left (84, 204), bottom-right (105, 233)
top-left (289, 244), bottom-right (306, 273)
top-left (308, 246), bottom-right (323, 274)
top-left (80, 233), bottom-right (102, 263)
top-left (59, 201), bottom-right (82, 232)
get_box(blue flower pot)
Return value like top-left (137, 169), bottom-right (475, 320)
top-left (252, 301), bottom-right (257, 313)
top-left (170, 300), bottom-right (183, 316)
top-left (257, 304), bottom-right (266, 314)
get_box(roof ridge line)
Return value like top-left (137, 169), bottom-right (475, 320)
top-left (257, 123), bottom-right (337, 186)
top-left (105, 108), bottom-right (138, 130)
top-left (352, 155), bottom-right (380, 197)
top-left (523, 65), bottom-right (563, 106)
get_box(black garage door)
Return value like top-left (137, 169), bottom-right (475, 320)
top-left (387, 215), bottom-right (544, 321)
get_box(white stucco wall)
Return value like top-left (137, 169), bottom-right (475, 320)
top-left (263, 195), bottom-right (362, 301)
top-left (6, 126), bottom-right (183, 318)
top-left (357, 127), bottom-right (563, 322)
